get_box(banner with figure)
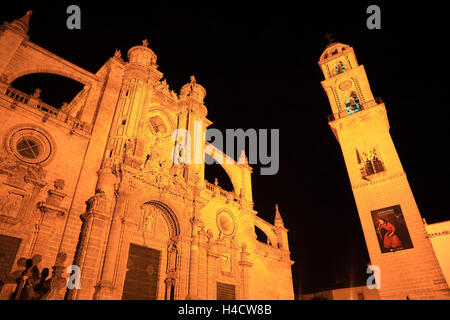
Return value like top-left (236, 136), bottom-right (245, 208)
top-left (371, 205), bottom-right (413, 253)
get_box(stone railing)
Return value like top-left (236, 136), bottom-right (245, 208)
top-left (3, 86), bottom-right (92, 135)
top-left (204, 181), bottom-right (238, 202)
top-left (328, 97), bottom-right (383, 122)
top-left (5, 86), bottom-right (29, 104)
top-left (205, 182), bottom-right (214, 192)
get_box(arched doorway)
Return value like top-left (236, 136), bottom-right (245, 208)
top-left (121, 201), bottom-right (180, 300)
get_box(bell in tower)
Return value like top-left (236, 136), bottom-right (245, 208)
top-left (318, 40), bottom-right (375, 122)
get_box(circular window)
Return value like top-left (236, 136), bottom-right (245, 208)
top-left (216, 210), bottom-right (236, 236)
top-left (149, 115), bottom-right (167, 134)
top-left (7, 128), bottom-right (53, 165)
top-left (145, 108), bottom-right (174, 141)
top-left (339, 80), bottom-right (352, 91)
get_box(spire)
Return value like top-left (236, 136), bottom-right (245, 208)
top-left (10, 10), bottom-right (32, 35)
top-left (274, 203), bottom-right (284, 227)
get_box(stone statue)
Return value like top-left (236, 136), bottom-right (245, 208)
top-left (144, 207), bottom-right (156, 231)
top-left (190, 75), bottom-right (196, 86)
top-left (167, 241), bottom-right (177, 273)
top-left (32, 88), bottom-right (41, 98)
top-left (114, 49), bottom-right (122, 58)
top-left (124, 139), bottom-right (135, 157)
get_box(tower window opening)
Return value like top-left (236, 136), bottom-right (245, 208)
top-left (345, 92), bottom-right (362, 114)
top-left (360, 148), bottom-right (385, 177)
top-left (334, 61), bottom-right (346, 75)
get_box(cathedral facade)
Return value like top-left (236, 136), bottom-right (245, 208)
top-left (0, 12), bottom-right (294, 300)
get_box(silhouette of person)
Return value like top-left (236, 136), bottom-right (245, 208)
top-left (34, 268), bottom-right (50, 299)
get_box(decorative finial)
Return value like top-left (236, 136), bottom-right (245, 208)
top-left (10, 10), bottom-right (32, 34)
top-left (324, 33), bottom-right (334, 45)
top-left (142, 39), bottom-right (149, 47)
top-left (32, 88), bottom-right (41, 98)
top-left (274, 203), bottom-right (284, 227)
top-left (190, 75), bottom-right (196, 86)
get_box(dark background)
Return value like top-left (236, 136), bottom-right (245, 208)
top-left (1, 1), bottom-right (449, 298)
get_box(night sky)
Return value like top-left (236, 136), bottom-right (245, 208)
top-left (2, 2), bottom-right (449, 297)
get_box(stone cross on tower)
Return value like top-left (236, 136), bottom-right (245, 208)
top-left (324, 33), bottom-right (334, 45)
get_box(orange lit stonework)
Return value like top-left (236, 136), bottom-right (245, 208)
top-left (320, 42), bottom-right (450, 300)
top-left (0, 12), bottom-right (294, 300)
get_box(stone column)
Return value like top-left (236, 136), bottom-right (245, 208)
top-left (67, 167), bottom-right (117, 300)
top-left (112, 217), bottom-right (138, 300)
top-left (33, 179), bottom-right (68, 269)
top-left (162, 237), bottom-right (178, 300)
top-left (164, 277), bottom-right (176, 300)
top-left (238, 243), bottom-right (253, 300)
top-left (197, 227), bottom-right (208, 299)
top-left (186, 217), bottom-right (200, 300)
top-left (206, 233), bottom-right (220, 300)
top-left (67, 189), bottom-right (110, 300)
top-left (94, 171), bottom-right (131, 300)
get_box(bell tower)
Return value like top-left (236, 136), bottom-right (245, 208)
top-left (319, 41), bottom-right (450, 300)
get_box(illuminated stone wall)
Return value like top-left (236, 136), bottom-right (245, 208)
top-left (425, 220), bottom-right (450, 288)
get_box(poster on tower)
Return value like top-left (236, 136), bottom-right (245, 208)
top-left (371, 205), bottom-right (414, 253)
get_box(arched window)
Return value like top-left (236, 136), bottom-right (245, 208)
top-left (345, 92), bottom-right (362, 114)
top-left (334, 61), bottom-right (346, 75)
top-left (358, 147), bottom-right (385, 177)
